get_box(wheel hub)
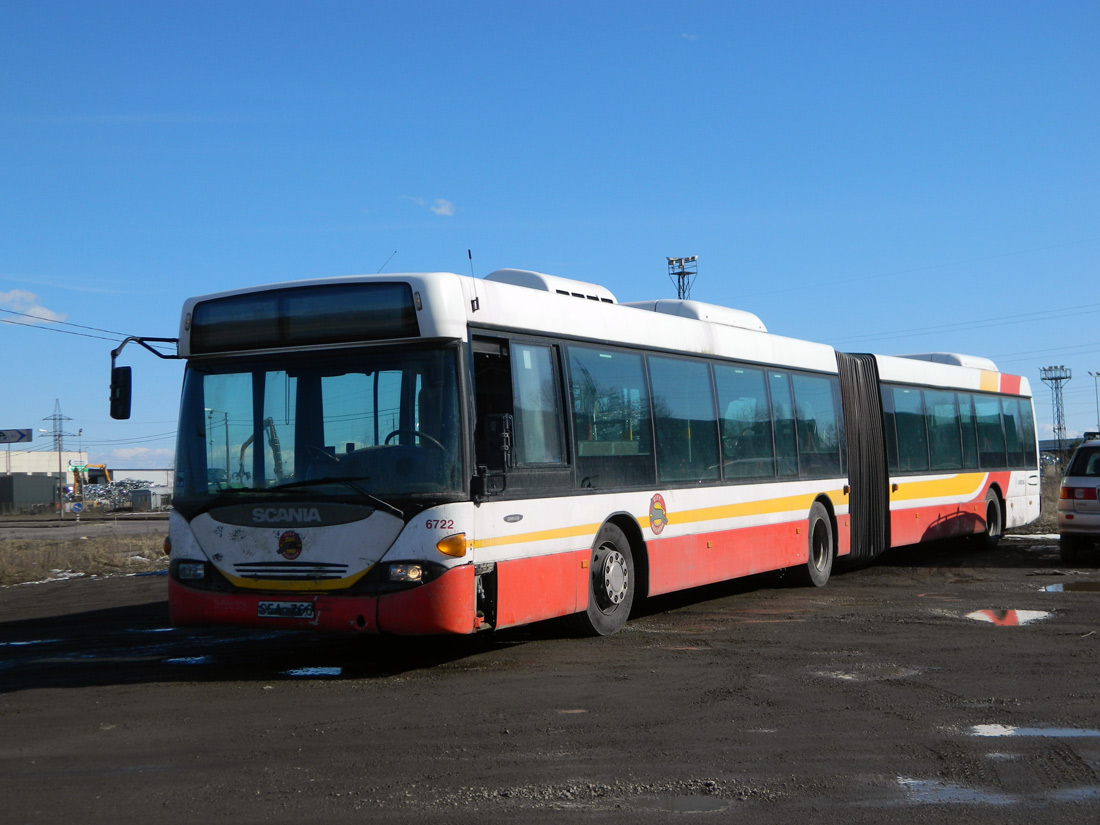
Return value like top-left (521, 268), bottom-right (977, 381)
top-left (602, 549), bottom-right (628, 605)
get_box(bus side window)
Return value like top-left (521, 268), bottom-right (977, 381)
top-left (892, 387), bottom-right (929, 472)
top-left (568, 346), bottom-right (655, 489)
top-left (959, 393), bottom-right (979, 469)
top-left (769, 371), bottom-right (798, 477)
top-left (926, 389), bottom-right (962, 471)
top-left (714, 364), bottom-right (774, 480)
top-left (511, 344), bottom-right (565, 465)
top-left (649, 355), bottom-right (719, 483)
top-left (792, 373), bottom-right (842, 477)
top-left (975, 394), bottom-right (1007, 468)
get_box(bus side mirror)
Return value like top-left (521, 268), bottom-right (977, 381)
top-left (110, 366), bottom-right (133, 420)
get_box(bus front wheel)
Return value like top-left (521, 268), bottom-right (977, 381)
top-left (793, 501), bottom-right (833, 588)
top-left (572, 523), bottom-right (635, 636)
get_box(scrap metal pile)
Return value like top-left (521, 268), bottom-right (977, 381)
top-left (66, 479), bottom-right (155, 511)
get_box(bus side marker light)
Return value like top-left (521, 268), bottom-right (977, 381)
top-left (163, 536), bottom-right (172, 556)
top-left (389, 563), bottom-right (423, 582)
top-left (582, 560), bottom-right (589, 568)
top-left (436, 533), bottom-right (467, 558)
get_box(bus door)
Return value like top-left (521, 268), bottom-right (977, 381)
top-left (471, 336), bottom-right (572, 497)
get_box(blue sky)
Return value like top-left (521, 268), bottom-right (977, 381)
top-left (2, 0), bottom-right (1098, 468)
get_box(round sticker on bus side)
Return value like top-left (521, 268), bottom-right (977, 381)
top-left (649, 493), bottom-right (668, 535)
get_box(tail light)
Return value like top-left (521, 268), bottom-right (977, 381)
top-left (1060, 486), bottom-right (1098, 500)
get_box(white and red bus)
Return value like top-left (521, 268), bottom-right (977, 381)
top-left (110, 268), bottom-right (1041, 635)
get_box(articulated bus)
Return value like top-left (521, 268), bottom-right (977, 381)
top-left (110, 268), bottom-right (1041, 636)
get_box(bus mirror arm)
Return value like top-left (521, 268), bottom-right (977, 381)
top-left (473, 466), bottom-right (506, 500)
top-left (109, 336), bottom-right (181, 421)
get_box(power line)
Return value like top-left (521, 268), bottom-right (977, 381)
top-left (0, 317), bottom-right (120, 342)
top-left (0, 307), bottom-right (131, 337)
top-left (0, 308), bottom-right (175, 352)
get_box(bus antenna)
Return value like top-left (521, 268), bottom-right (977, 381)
top-left (376, 250), bottom-right (397, 273)
top-left (468, 249), bottom-right (475, 277)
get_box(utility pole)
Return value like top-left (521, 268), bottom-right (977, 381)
top-left (40, 399), bottom-right (74, 518)
top-left (1089, 371), bottom-right (1100, 433)
top-left (1040, 366), bottom-right (1071, 465)
top-left (667, 256), bottom-right (698, 300)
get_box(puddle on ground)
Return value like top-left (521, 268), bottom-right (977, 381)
top-left (1043, 582), bottom-right (1100, 593)
top-left (164, 656), bottom-right (212, 665)
top-left (283, 666), bottom-right (343, 677)
top-left (633, 796), bottom-right (730, 813)
top-left (815, 664), bottom-right (921, 682)
top-left (965, 609), bottom-right (1052, 626)
top-left (969, 724), bottom-right (1100, 738)
top-left (897, 776), bottom-right (1100, 806)
top-left (897, 776), bottom-right (1013, 805)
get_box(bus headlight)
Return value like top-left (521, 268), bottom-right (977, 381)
top-left (389, 563), bottom-right (423, 582)
top-left (177, 561), bottom-right (206, 581)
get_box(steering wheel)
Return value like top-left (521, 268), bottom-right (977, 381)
top-left (383, 429), bottom-right (447, 451)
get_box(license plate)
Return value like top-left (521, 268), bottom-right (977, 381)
top-left (257, 601), bottom-right (315, 619)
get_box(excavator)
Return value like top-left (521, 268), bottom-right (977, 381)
top-left (235, 417), bottom-right (285, 484)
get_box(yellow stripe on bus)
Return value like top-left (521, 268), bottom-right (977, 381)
top-left (980, 371), bottom-right (999, 392)
top-left (468, 474), bottom-right (988, 554)
top-left (221, 566), bottom-right (373, 592)
top-left (665, 491), bottom-right (837, 528)
top-left (470, 522), bottom-right (604, 550)
top-left (890, 473), bottom-right (987, 503)
top-left (471, 488), bottom-right (848, 550)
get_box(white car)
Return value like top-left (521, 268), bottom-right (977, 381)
top-left (1058, 435), bottom-right (1100, 562)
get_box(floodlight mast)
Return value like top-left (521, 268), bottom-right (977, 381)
top-left (1040, 365), bottom-right (1071, 463)
top-left (667, 255), bottom-right (698, 300)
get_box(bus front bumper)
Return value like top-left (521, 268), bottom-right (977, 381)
top-left (168, 563), bottom-right (477, 635)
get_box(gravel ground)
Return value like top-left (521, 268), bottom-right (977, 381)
top-left (1, 533), bottom-right (1098, 824)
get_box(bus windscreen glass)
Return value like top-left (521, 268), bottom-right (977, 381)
top-left (174, 347), bottom-right (463, 502)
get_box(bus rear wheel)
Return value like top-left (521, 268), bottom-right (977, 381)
top-left (793, 501), bottom-right (833, 587)
top-left (571, 523), bottom-right (635, 636)
top-left (980, 490), bottom-right (1003, 549)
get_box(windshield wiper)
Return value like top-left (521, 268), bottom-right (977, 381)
top-left (268, 477), bottom-right (404, 519)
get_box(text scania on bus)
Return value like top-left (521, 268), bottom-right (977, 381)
top-left (109, 267), bottom-right (1041, 636)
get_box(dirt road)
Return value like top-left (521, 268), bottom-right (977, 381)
top-left (1, 534), bottom-right (1098, 823)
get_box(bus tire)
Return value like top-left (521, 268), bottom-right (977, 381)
top-left (981, 490), bottom-right (1003, 549)
top-left (572, 523), bottom-right (635, 636)
top-left (793, 501), bottom-right (833, 588)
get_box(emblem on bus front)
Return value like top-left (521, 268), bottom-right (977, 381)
top-left (649, 494), bottom-right (668, 535)
top-left (278, 530), bottom-right (304, 560)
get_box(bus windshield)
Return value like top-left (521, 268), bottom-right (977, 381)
top-left (174, 346), bottom-right (464, 503)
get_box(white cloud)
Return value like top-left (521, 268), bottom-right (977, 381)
top-left (107, 447), bottom-right (175, 463)
top-left (403, 195), bottom-right (457, 217)
top-left (681, 33), bottom-right (699, 41)
top-left (0, 289), bottom-right (66, 324)
top-left (430, 198), bottom-right (456, 216)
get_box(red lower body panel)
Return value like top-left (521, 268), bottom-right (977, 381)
top-left (646, 520), bottom-right (809, 597)
top-left (169, 564), bottom-right (477, 635)
top-left (495, 549), bottom-right (590, 629)
top-left (889, 475), bottom-right (1009, 548)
